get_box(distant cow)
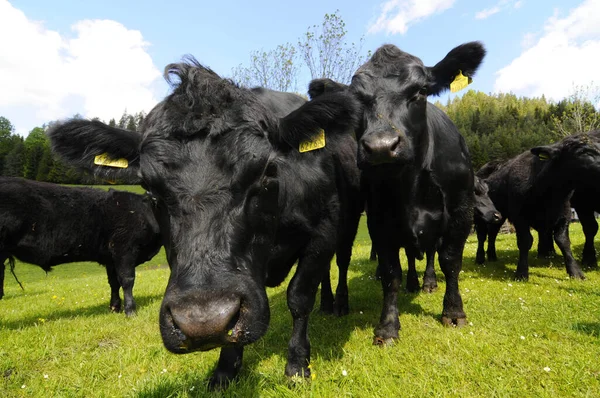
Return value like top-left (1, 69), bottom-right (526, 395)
top-left (311, 41), bottom-right (485, 344)
top-left (369, 176), bottom-right (501, 292)
top-left (0, 177), bottom-right (162, 315)
top-left (48, 58), bottom-right (362, 387)
top-left (474, 131), bottom-right (600, 280)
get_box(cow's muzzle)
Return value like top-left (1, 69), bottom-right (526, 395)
top-left (160, 294), bottom-right (243, 353)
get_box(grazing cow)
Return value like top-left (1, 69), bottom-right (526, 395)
top-left (474, 131), bottom-right (600, 280)
top-left (311, 41), bottom-right (486, 344)
top-left (369, 176), bottom-right (501, 293)
top-left (0, 177), bottom-right (161, 315)
top-left (48, 57), bottom-right (362, 387)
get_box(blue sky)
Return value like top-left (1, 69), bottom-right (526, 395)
top-left (1, 0), bottom-right (597, 135)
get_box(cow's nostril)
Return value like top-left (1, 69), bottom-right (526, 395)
top-left (389, 136), bottom-right (401, 153)
top-left (494, 212), bottom-right (501, 220)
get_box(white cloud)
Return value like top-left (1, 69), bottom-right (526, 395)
top-left (475, 0), bottom-right (523, 20)
top-left (494, 0), bottom-right (600, 105)
top-left (0, 0), bottom-right (161, 135)
top-left (369, 0), bottom-right (456, 35)
top-left (475, 6), bottom-right (501, 20)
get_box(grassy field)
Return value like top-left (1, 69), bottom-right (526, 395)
top-left (1, 193), bottom-right (600, 396)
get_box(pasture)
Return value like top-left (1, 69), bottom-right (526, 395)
top-left (1, 189), bottom-right (599, 397)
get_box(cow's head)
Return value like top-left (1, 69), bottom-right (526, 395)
top-left (48, 57), bottom-right (359, 354)
top-left (530, 131), bottom-right (600, 182)
top-left (473, 177), bottom-right (502, 224)
top-left (349, 42), bottom-right (485, 169)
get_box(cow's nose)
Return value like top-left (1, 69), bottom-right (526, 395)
top-left (361, 135), bottom-right (401, 164)
top-left (164, 295), bottom-right (241, 351)
top-left (493, 212), bottom-right (502, 222)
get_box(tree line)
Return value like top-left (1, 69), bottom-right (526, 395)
top-left (0, 112), bottom-right (145, 185)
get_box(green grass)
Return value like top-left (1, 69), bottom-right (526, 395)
top-left (2, 205), bottom-right (600, 397)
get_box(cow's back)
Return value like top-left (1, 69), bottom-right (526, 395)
top-left (0, 177), bottom-right (109, 268)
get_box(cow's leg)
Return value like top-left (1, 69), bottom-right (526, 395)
top-left (370, 245), bottom-right (377, 261)
top-left (475, 220), bottom-right (487, 264)
top-left (578, 207), bottom-right (598, 268)
top-left (487, 222), bottom-right (502, 262)
top-left (514, 222), bottom-right (533, 281)
top-left (373, 243), bottom-right (402, 344)
top-left (113, 257), bottom-right (137, 316)
top-left (422, 249), bottom-right (438, 293)
top-left (0, 254), bottom-right (7, 299)
top-left (438, 240), bottom-right (467, 326)
top-left (554, 218), bottom-right (585, 279)
top-left (284, 252), bottom-right (331, 378)
top-left (106, 265), bottom-right (122, 313)
top-left (208, 346), bottom-right (244, 390)
top-left (537, 229), bottom-right (556, 258)
top-left (319, 263), bottom-right (334, 314)
top-left (332, 205), bottom-right (361, 316)
top-left (405, 249), bottom-right (420, 293)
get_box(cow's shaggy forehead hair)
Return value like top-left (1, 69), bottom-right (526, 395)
top-left (357, 44), bottom-right (426, 79)
top-left (141, 56), bottom-right (277, 140)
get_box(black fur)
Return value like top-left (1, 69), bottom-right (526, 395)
top-left (346, 42), bottom-right (485, 341)
top-left (474, 131), bottom-right (600, 279)
top-left (48, 56), bottom-right (363, 388)
top-left (0, 177), bottom-right (161, 315)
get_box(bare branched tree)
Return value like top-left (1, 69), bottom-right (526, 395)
top-left (231, 43), bottom-right (299, 92)
top-left (298, 10), bottom-right (370, 84)
top-left (552, 83), bottom-right (600, 137)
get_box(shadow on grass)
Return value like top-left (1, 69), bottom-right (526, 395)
top-left (571, 322), bottom-right (600, 337)
top-left (0, 293), bottom-right (163, 330)
top-left (461, 245), bottom-right (590, 282)
top-left (133, 257), bottom-right (438, 395)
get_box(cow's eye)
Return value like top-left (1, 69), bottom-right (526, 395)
top-left (419, 86), bottom-right (428, 96)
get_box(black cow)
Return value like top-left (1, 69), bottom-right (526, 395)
top-left (311, 42), bottom-right (485, 344)
top-left (0, 177), bottom-right (161, 315)
top-left (48, 58), bottom-right (362, 387)
top-left (474, 131), bottom-right (600, 280)
top-left (369, 176), bottom-right (501, 293)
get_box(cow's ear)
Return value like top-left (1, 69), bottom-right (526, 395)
top-left (427, 41), bottom-right (486, 96)
top-left (47, 119), bottom-right (141, 178)
top-left (276, 92), bottom-right (360, 149)
top-left (531, 145), bottom-right (559, 161)
top-left (308, 79), bottom-right (349, 99)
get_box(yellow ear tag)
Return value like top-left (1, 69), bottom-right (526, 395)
top-left (538, 153), bottom-right (550, 161)
top-left (94, 153), bottom-right (129, 168)
top-left (450, 70), bottom-right (473, 93)
top-left (299, 129), bottom-right (326, 153)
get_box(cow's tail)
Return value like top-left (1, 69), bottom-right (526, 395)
top-left (8, 257), bottom-right (24, 291)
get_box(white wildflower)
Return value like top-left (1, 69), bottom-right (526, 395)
top-left (544, 367), bottom-right (551, 372)
top-left (342, 369), bottom-right (348, 376)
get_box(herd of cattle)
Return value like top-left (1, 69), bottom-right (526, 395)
top-left (2, 40), bottom-right (599, 388)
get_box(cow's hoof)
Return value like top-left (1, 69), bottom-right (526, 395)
top-left (441, 315), bottom-right (467, 327)
top-left (568, 271), bottom-right (586, 280)
top-left (333, 303), bottom-right (349, 317)
top-left (208, 370), bottom-right (235, 391)
top-left (581, 257), bottom-right (597, 269)
top-left (285, 364), bottom-right (310, 379)
top-left (124, 309), bottom-right (137, 317)
top-left (475, 255), bottom-right (485, 265)
top-left (422, 283), bottom-right (438, 293)
top-left (110, 305), bottom-right (122, 313)
top-left (405, 281), bottom-right (420, 293)
top-left (319, 303), bottom-right (334, 315)
top-left (373, 336), bottom-right (396, 346)
top-left (513, 272), bottom-right (528, 281)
